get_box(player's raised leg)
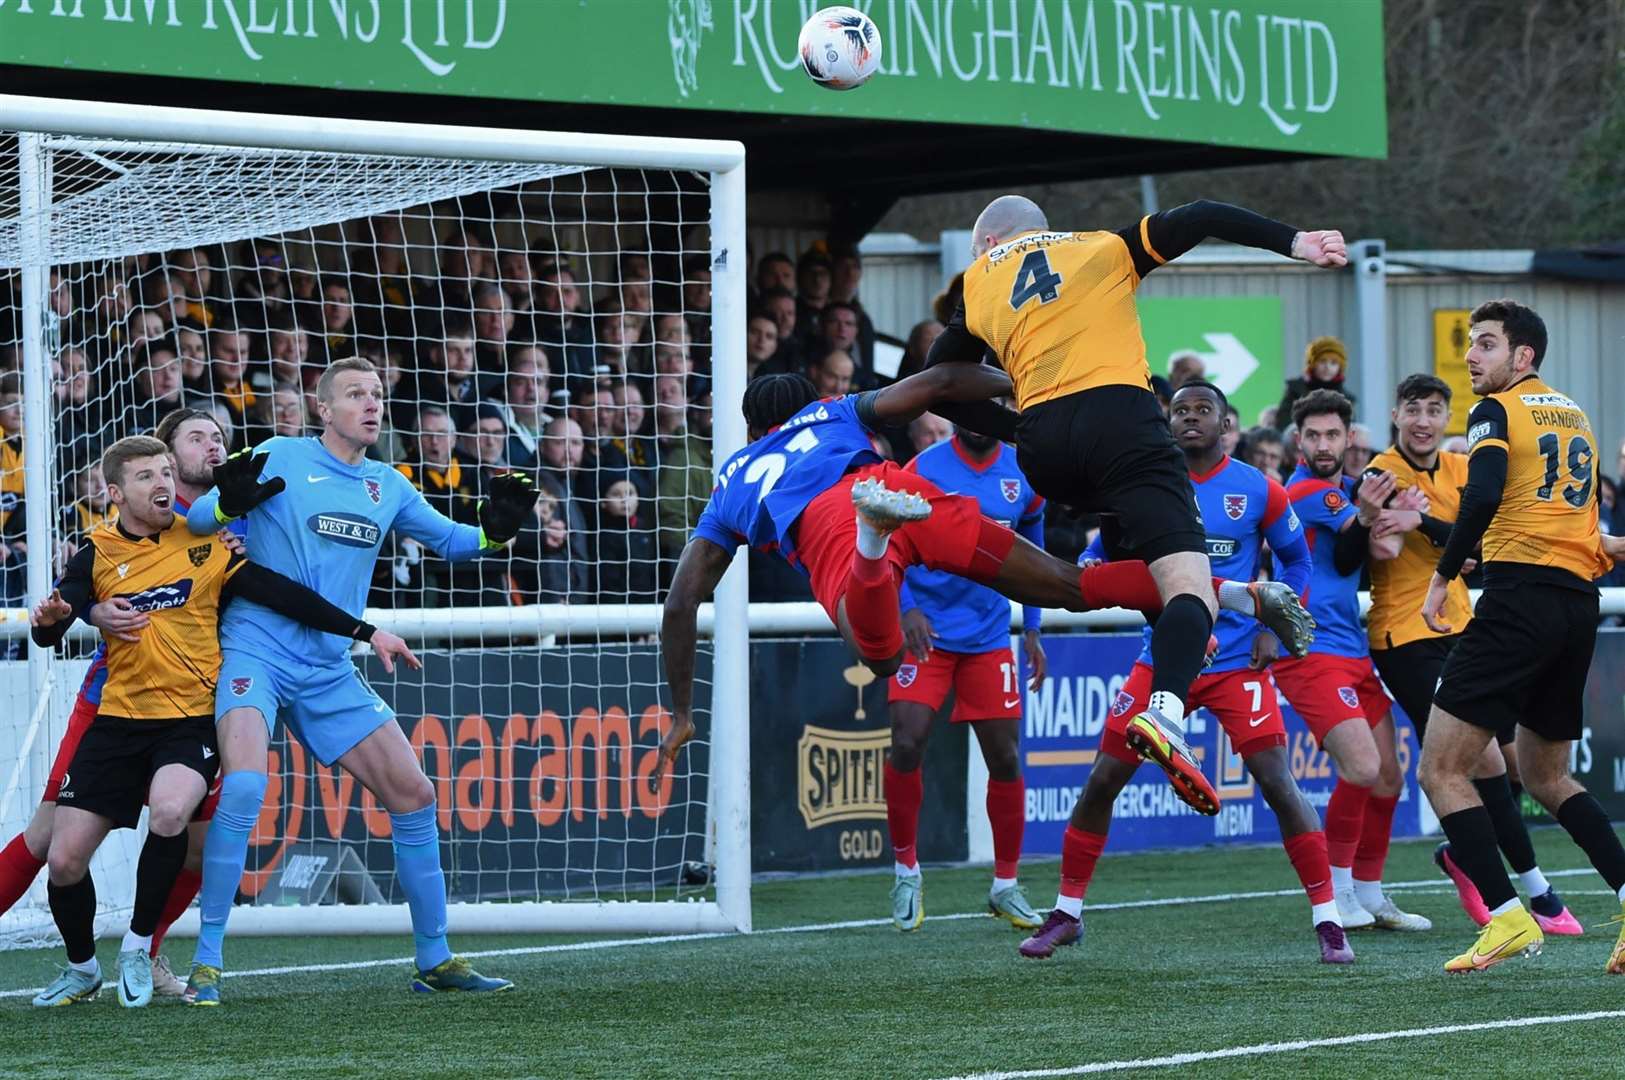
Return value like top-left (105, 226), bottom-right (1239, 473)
top-left (33, 805), bottom-right (112, 1007)
top-left (333, 710), bottom-right (511, 993)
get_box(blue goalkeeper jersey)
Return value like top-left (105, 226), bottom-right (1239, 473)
top-left (186, 435), bottom-right (487, 667)
top-left (898, 437), bottom-right (1043, 653)
top-left (693, 395), bottom-right (881, 566)
top-left (1284, 463), bottom-right (1366, 658)
top-left (1084, 456), bottom-right (1311, 673)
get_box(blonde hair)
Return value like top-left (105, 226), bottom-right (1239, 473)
top-left (316, 356), bottom-right (379, 403)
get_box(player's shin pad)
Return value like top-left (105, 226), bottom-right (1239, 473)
top-left (844, 553), bottom-right (903, 660)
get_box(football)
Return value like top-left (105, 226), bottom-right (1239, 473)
top-left (798, 6), bottom-right (883, 91)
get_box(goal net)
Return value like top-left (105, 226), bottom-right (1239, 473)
top-left (0, 97), bottom-right (751, 947)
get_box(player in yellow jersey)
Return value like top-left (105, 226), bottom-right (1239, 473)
top-left (924, 196), bottom-right (1345, 813)
top-left (27, 436), bottom-right (416, 1007)
top-left (1415, 300), bottom-right (1625, 974)
top-left (1365, 374), bottom-right (1578, 935)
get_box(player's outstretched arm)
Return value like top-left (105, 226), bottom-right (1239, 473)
top-left (388, 472), bottom-right (505, 562)
top-left (224, 560), bottom-right (421, 673)
top-left (656, 537), bottom-right (733, 782)
top-left (858, 361), bottom-right (1017, 435)
top-left (29, 544), bottom-right (95, 648)
top-left (919, 311), bottom-right (1024, 439)
top-left (1121, 200), bottom-right (1346, 276)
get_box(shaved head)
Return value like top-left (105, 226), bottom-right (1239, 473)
top-left (972, 195), bottom-right (1049, 257)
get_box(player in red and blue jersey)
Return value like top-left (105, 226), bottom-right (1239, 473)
top-left (1020, 381), bottom-right (1353, 964)
top-left (0, 408), bottom-right (242, 996)
top-left (884, 424), bottom-right (1047, 932)
top-left (657, 371), bottom-right (1316, 781)
top-left (1272, 389), bottom-right (1443, 933)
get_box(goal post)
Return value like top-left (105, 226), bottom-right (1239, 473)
top-left (0, 94), bottom-right (751, 943)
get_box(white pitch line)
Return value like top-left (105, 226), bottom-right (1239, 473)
top-left (0, 867), bottom-right (1601, 1000)
top-left (930, 1009), bottom-right (1625, 1080)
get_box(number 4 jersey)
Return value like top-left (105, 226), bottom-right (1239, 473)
top-left (693, 395), bottom-right (881, 565)
top-left (1466, 377), bottom-right (1611, 586)
top-left (960, 225), bottom-right (1160, 411)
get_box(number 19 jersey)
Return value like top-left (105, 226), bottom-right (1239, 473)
top-left (1467, 377), bottom-right (1611, 588)
top-left (693, 396), bottom-right (881, 564)
top-left (961, 226), bottom-right (1155, 411)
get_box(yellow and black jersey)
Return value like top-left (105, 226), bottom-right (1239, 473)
top-left (1441, 377), bottom-right (1611, 589)
top-left (1367, 447), bottom-right (1474, 649)
top-left (941, 202), bottom-right (1300, 413)
top-left (36, 518), bottom-right (370, 721)
top-left (961, 228), bottom-right (1152, 410)
top-left (53, 518), bottom-right (243, 720)
top-left (0, 434), bottom-right (22, 533)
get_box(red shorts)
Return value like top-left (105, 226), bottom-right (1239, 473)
top-left (888, 646), bottom-right (1022, 723)
top-left (43, 692), bottom-right (98, 804)
top-left (1100, 661), bottom-right (1287, 764)
top-left (791, 461), bottom-right (1016, 629)
top-left (1269, 653), bottom-right (1393, 746)
top-left (44, 692), bottom-right (220, 822)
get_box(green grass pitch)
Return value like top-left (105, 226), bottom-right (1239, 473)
top-left (3, 829), bottom-right (1622, 1079)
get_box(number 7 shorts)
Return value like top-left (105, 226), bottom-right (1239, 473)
top-left (1100, 661), bottom-right (1287, 764)
top-left (216, 649), bottom-right (397, 766)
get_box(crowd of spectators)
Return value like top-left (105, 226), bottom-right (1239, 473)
top-left (1, 220), bottom-right (1621, 629)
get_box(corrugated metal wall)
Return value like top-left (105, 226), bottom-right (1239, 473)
top-left (853, 234), bottom-right (1625, 470)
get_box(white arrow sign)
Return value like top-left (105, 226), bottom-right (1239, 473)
top-left (1191, 333), bottom-right (1260, 394)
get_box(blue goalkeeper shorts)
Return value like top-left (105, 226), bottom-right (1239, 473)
top-left (215, 649), bottom-right (395, 766)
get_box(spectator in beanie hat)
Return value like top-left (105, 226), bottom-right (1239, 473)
top-left (1275, 335), bottom-right (1355, 432)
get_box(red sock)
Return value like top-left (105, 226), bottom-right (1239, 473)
top-left (1078, 561), bottom-right (1164, 615)
top-left (1324, 779), bottom-right (1370, 868)
top-left (844, 552), bottom-right (903, 660)
top-left (986, 777), bottom-right (1025, 880)
top-left (1352, 793), bottom-right (1399, 882)
top-left (150, 867), bottom-right (203, 957)
top-left (1060, 825), bottom-right (1107, 899)
top-left (1282, 830), bottom-right (1335, 905)
top-left (885, 761), bottom-right (923, 869)
top-left (0, 832), bottom-right (46, 917)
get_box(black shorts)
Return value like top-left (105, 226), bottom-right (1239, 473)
top-left (1433, 585), bottom-right (1599, 743)
top-left (54, 715), bottom-right (219, 829)
top-left (1015, 385), bottom-right (1203, 565)
top-left (1370, 633), bottom-right (1511, 746)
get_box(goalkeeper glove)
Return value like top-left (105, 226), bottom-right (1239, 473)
top-left (478, 472), bottom-right (538, 546)
top-left (212, 447), bottom-right (286, 522)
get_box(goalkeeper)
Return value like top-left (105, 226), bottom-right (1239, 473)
top-left (180, 357), bottom-right (537, 1004)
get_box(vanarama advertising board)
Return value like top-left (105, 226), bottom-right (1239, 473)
top-left (1, 0), bottom-right (1384, 157)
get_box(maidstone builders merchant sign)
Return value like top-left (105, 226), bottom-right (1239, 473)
top-left (0, 0), bottom-right (1385, 157)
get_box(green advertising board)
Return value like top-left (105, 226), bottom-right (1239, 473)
top-left (0, 0), bottom-right (1385, 158)
top-left (1138, 296), bottom-right (1282, 426)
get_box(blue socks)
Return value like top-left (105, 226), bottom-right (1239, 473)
top-left (390, 804), bottom-right (451, 972)
top-left (194, 770), bottom-right (268, 969)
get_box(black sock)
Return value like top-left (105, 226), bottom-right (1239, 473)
top-left (1438, 806), bottom-right (1518, 910)
top-left (129, 829), bottom-right (188, 938)
top-left (1474, 774), bottom-right (1537, 875)
top-left (1147, 594), bottom-right (1213, 702)
top-left (47, 875), bottom-right (98, 965)
top-left (1508, 779), bottom-right (1524, 802)
top-left (1555, 792), bottom-right (1625, 895)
